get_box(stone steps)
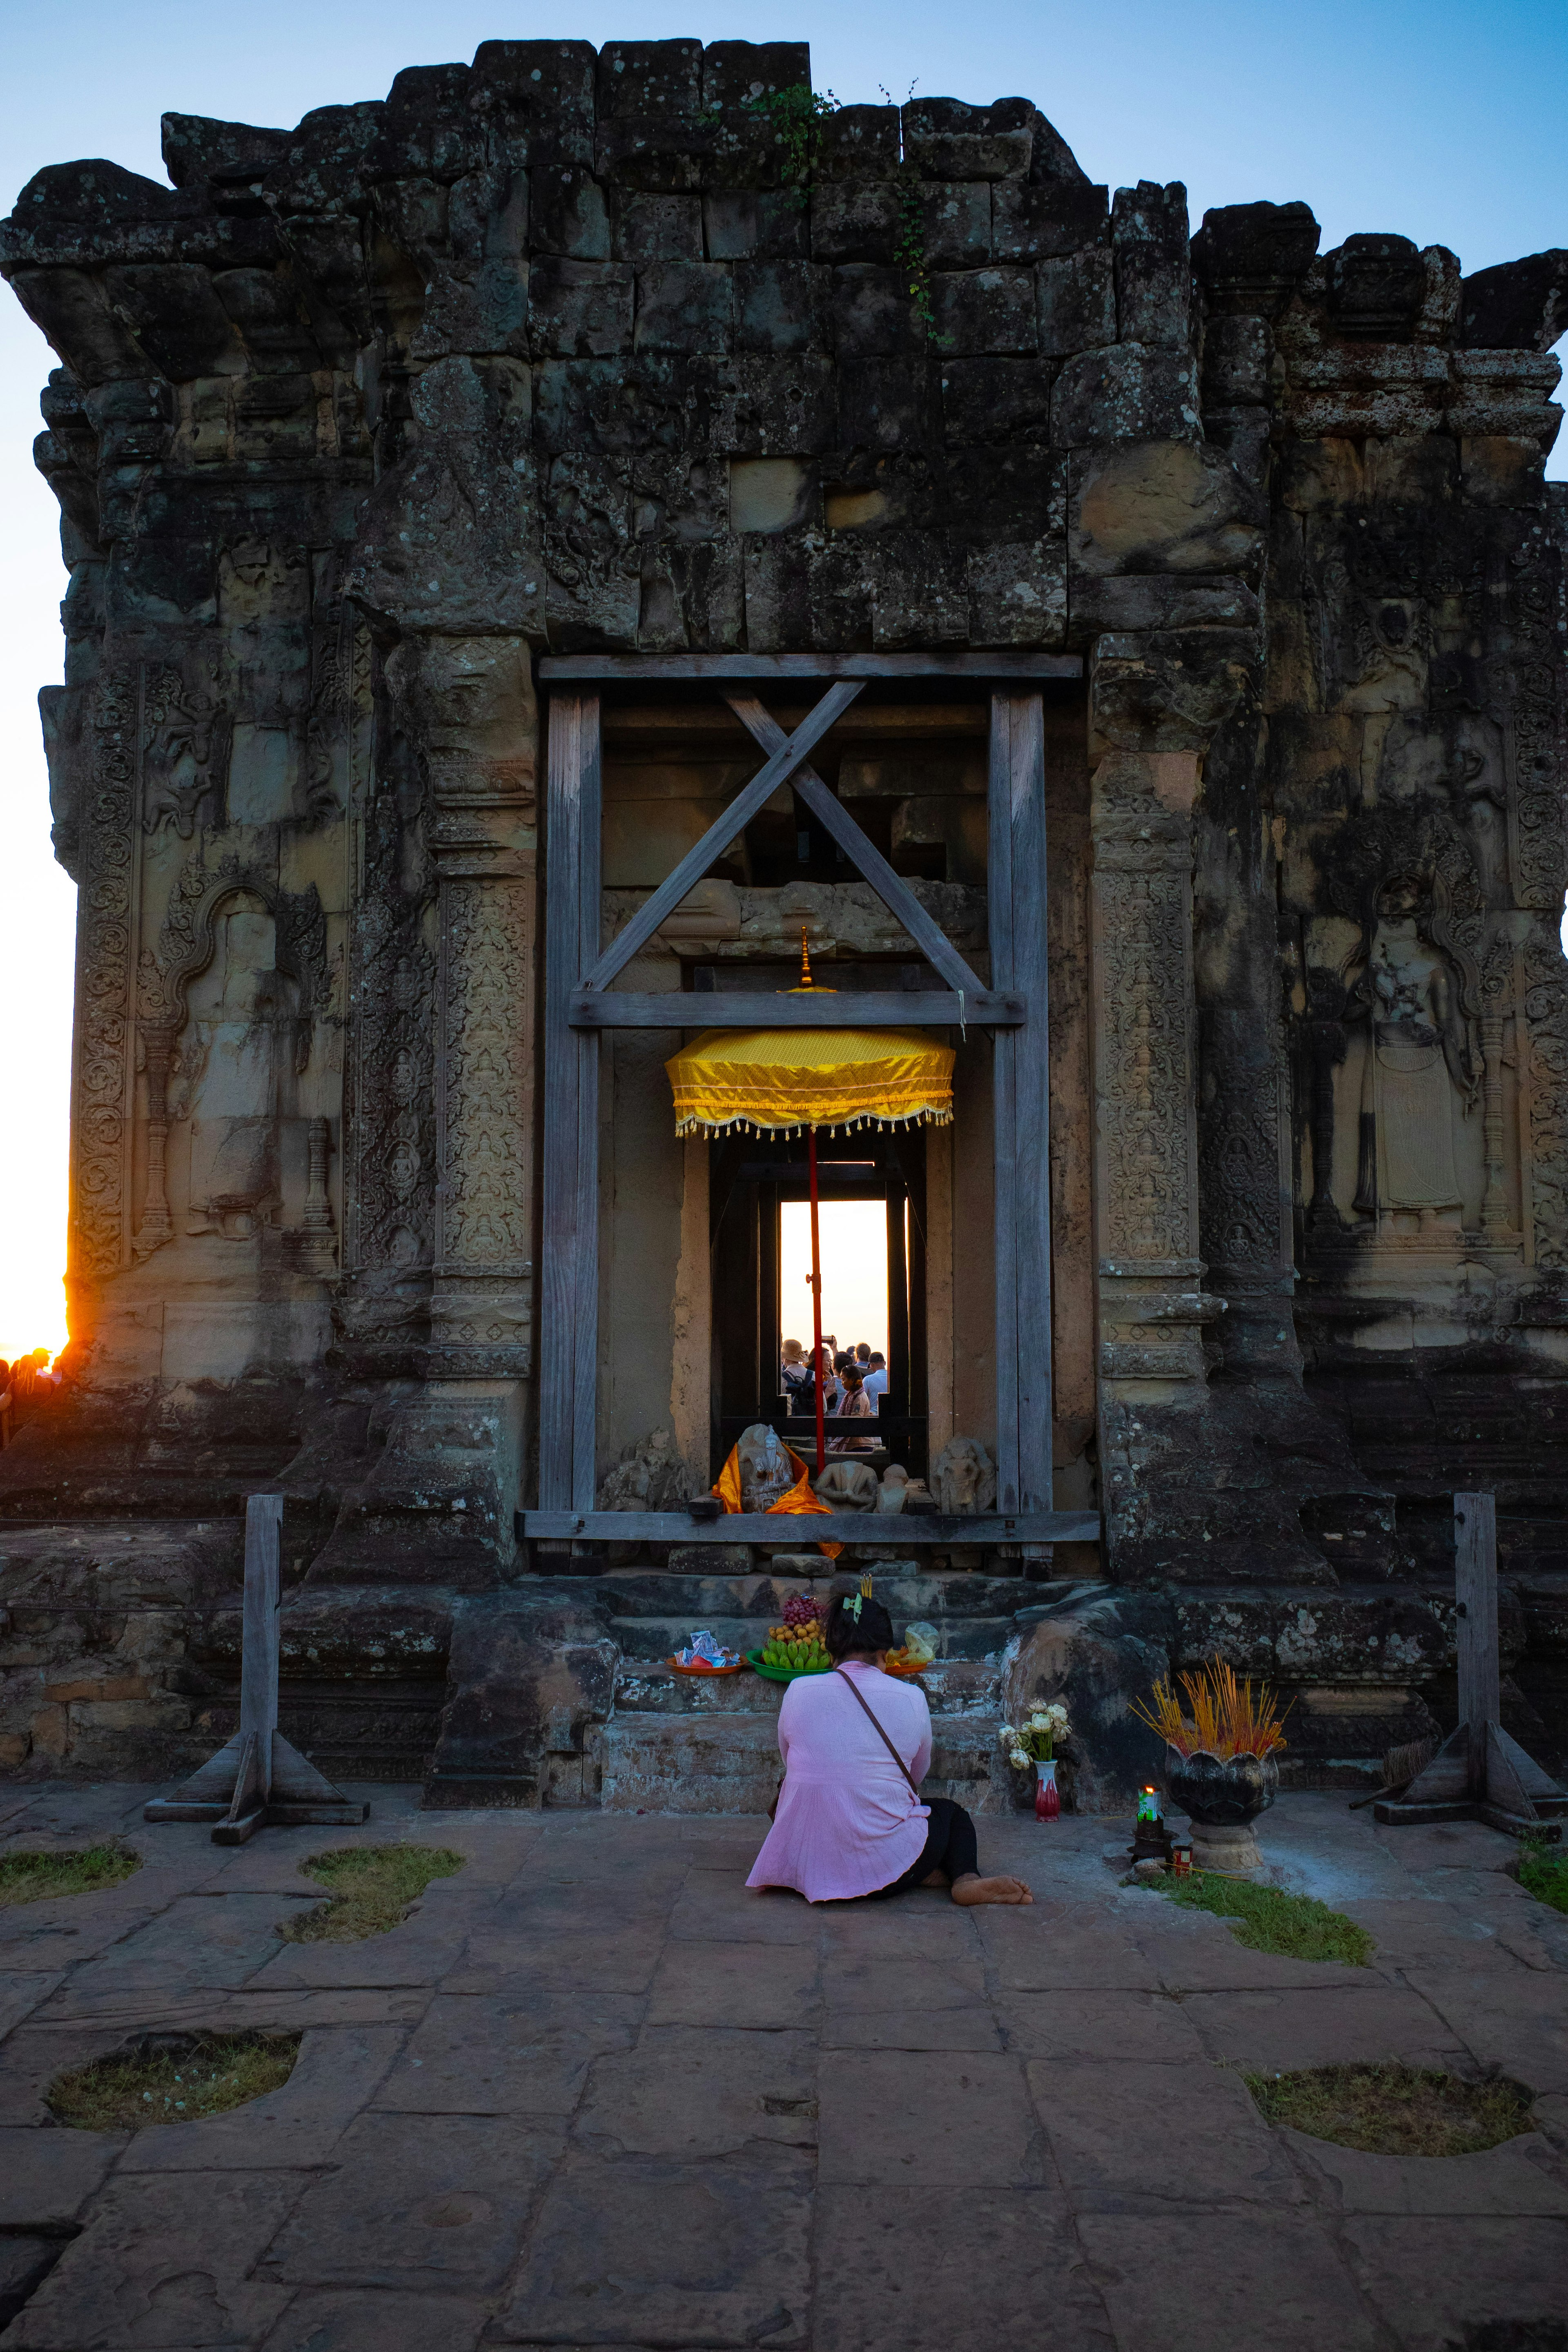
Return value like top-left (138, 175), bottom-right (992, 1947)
top-left (613, 1657), bottom-right (1001, 1718)
top-left (609, 1614), bottom-right (1018, 1665)
top-left (592, 1712), bottom-right (1013, 1815)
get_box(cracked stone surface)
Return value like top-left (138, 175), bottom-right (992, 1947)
top-left (1, 1787), bottom-right (1566, 2351)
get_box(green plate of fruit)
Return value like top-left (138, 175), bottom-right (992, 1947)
top-left (747, 1646), bottom-right (831, 1682)
top-left (748, 1602), bottom-right (832, 1680)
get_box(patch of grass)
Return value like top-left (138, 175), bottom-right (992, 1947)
top-left (1517, 1835), bottom-right (1568, 1918)
top-left (1246, 2062), bottom-right (1534, 2157)
top-left (281, 1843), bottom-right (465, 1943)
top-left (0, 1843), bottom-right (141, 1909)
top-left (48, 2032), bottom-right (300, 2131)
top-left (1163, 1870), bottom-right (1373, 1965)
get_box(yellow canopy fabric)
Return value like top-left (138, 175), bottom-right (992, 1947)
top-left (666, 1025), bottom-right (955, 1139)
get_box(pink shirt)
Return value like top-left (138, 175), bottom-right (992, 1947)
top-left (746, 1660), bottom-right (933, 1903)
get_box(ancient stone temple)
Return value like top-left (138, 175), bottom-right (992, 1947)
top-left (3, 40), bottom-right (1566, 1809)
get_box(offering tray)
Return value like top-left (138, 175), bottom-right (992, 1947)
top-left (667, 1655), bottom-right (745, 1675)
top-left (746, 1649), bottom-right (831, 1684)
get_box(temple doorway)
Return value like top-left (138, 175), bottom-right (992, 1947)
top-left (710, 1131), bottom-right (927, 1481)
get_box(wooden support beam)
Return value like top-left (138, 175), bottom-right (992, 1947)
top-left (725, 695), bottom-right (992, 1004)
top-left (521, 1508), bottom-right (1102, 1546)
top-left (989, 697), bottom-right (1019, 1514)
top-left (581, 682), bottom-right (864, 994)
top-left (540, 653), bottom-right (1084, 682)
top-left (568, 990), bottom-right (1024, 1030)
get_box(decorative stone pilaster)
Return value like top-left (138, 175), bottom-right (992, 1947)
top-left (1091, 744), bottom-right (1220, 1394)
top-left (383, 634), bottom-right (538, 1384)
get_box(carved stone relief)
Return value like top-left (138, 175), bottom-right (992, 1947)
top-left (75, 666), bottom-right (140, 1285)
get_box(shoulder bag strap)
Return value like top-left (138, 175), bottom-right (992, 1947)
top-left (833, 1666), bottom-right (923, 1802)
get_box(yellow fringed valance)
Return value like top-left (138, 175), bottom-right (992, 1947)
top-left (665, 1026), bottom-right (955, 1139)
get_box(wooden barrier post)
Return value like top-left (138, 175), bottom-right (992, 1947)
top-left (145, 1494), bottom-right (369, 1844)
top-left (1376, 1491), bottom-right (1566, 1838)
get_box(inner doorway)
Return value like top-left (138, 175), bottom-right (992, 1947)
top-left (710, 1130), bottom-right (927, 1481)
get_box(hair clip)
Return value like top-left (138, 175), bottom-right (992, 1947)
top-left (845, 1593), bottom-right (862, 1622)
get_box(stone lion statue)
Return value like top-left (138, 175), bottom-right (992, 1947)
top-left (931, 1434), bottom-right (997, 1515)
top-left (813, 1459), bottom-right (880, 1512)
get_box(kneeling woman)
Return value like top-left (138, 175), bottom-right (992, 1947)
top-left (747, 1593), bottom-right (1032, 1906)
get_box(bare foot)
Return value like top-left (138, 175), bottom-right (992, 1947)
top-left (950, 1872), bottom-right (1033, 1906)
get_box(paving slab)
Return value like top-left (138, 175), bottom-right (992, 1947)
top-left (818, 2048), bottom-right (1043, 2186)
top-left (812, 2185), bottom-right (1116, 2352)
top-left (572, 2024), bottom-right (818, 2156)
top-left (374, 1989), bottom-right (641, 2117)
top-left (3, 2168), bottom-right (301, 2351)
top-left (1180, 1982), bottom-right (1469, 2072)
top-left (1404, 1967), bottom-right (1568, 2095)
top-left (1340, 2214), bottom-right (1568, 2351)
top-left (1028, 2057), bottom-right (1303, 2211)
top-left (0, 2124), bottom-right (125, 2225)
top-left (1077, 2206), bottom-right (1382, 2352)
top-left (261, 2111), bottom-right (564, 2291)
top-left (494, 2145), bottom-right (814, 2349)
top-left (258, 2289), bottom-right (491, 2352)
top-left (646, 1935), bottom-right (822, 2028)
top-left (993, 1987), bottom-right (1207, 2064)
top-left (1285, 2123), bottom-right (1568, 2214)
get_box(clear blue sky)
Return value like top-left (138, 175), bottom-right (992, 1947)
top-left (0, 0), bottom-right (1563, 1352)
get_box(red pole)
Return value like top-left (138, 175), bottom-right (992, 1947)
top-left (808, 1124), bottom-right (826, 1477)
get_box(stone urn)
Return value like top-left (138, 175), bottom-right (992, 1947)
top-left (1166, 1748), bottom-right (1278, 1874)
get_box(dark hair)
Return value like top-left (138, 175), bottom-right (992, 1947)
top-left (825, 1592), bottom-right (896, 1658)
top-left (869, 1352), bottom-right (885, 1368)
top-left (840, 1365), bottom-right (864, 1390)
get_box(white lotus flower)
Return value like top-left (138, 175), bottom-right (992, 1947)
top-left (1009, 1749), bottom-right (1029, 1770)
top-left (998, 1724), bottom-right (1016, 1744)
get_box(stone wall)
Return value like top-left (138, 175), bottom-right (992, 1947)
top-left (2, 40), bottom-right (1566, 1790)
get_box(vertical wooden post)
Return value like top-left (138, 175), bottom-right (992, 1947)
top-left (1455, 1490), bottom-right (1500, 1800)
top-left (541, 695), bottom-right (602, 1511)
top-left (239, 1492), bottom-right (283, 1778)
top-left (989, 697), bottom-right (1019, 1513)
top-left (990, 692), bottom-right (1053, 1517)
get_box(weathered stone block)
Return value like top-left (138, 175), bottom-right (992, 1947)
top-left (526, 166), bottom-right (610, 261)
top-left (839, 355), bottom-right (937, 451)
top-left (702, 189), bottom-right (810, 261)
top-left (528, 258), bottom-right (632, 357)
top-left (1069, 573), bottom-right (1260, 639)
top-left (815, 106), bottom-right (900, 181)
top-left (1324, 232), bottom-right (1426, 341)
top-left (932, 266), bottom-right (1036, 355)
top-left (942, 356), bottom-right (1056, 446)
top-left (1071, 441), bottom-right (1265, 577)
top-left (871, 529), bottom-right (969, 646)
top-left (1051, 343), bottom-right (1200, 444)
top-left (920, 183), bottom-right (991, 268)
top-left (470, 42), bottom-right (597, 171)
top-left (903, 97), bottom-right (1039, 182)
top-left (736, 259), bottom-right (831, 352)
top-left (1089, 628), bottom-right (1254, 753)
top-left (1112, 179), bottom-right (1190, 347)
top-left (810, 181), bottom-right (900, 265)
top-left (830, 263), bottom-right (925, 358)
top-left (729, 456), bottom-right (818, 534)
top-left (693, 353), bottom-right (837, 453)
top-left (597, 38), bottom-right (703, 122)
top-left (1191, 198), bottom-right (1321, 316)
top-left (533, 354), bottom-right (688, 454)
top-left (1202, 313), bottom-right (1271, 407)
top-left (967, 539), bottom-right (1067, 646)
top-left (633, 260), bottom-right (735, 352)
top-left (611, 191), bottom-right (702, 262)
top-left (1462, 247), bottom-right (1568, 352)
top-left (993, 179), bottom-right (1109, 262)
top-left (1037, 249), bottom-right (1116, 355)
top-left (931, 443), bottom-right (1066, 542)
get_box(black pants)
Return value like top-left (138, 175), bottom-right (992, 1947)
top-left (869, 1797), bottom-right (980, 1897)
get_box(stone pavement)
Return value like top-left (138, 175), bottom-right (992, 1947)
top-left (1, 1788), bottom-right (1566, 2352)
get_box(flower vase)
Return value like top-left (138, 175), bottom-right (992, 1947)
top-left (1035, 1759), bottom-right (1060, 1821)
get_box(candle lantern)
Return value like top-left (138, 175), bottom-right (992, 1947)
top-left (1130, 1785), bottom-right (1172, 1867)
